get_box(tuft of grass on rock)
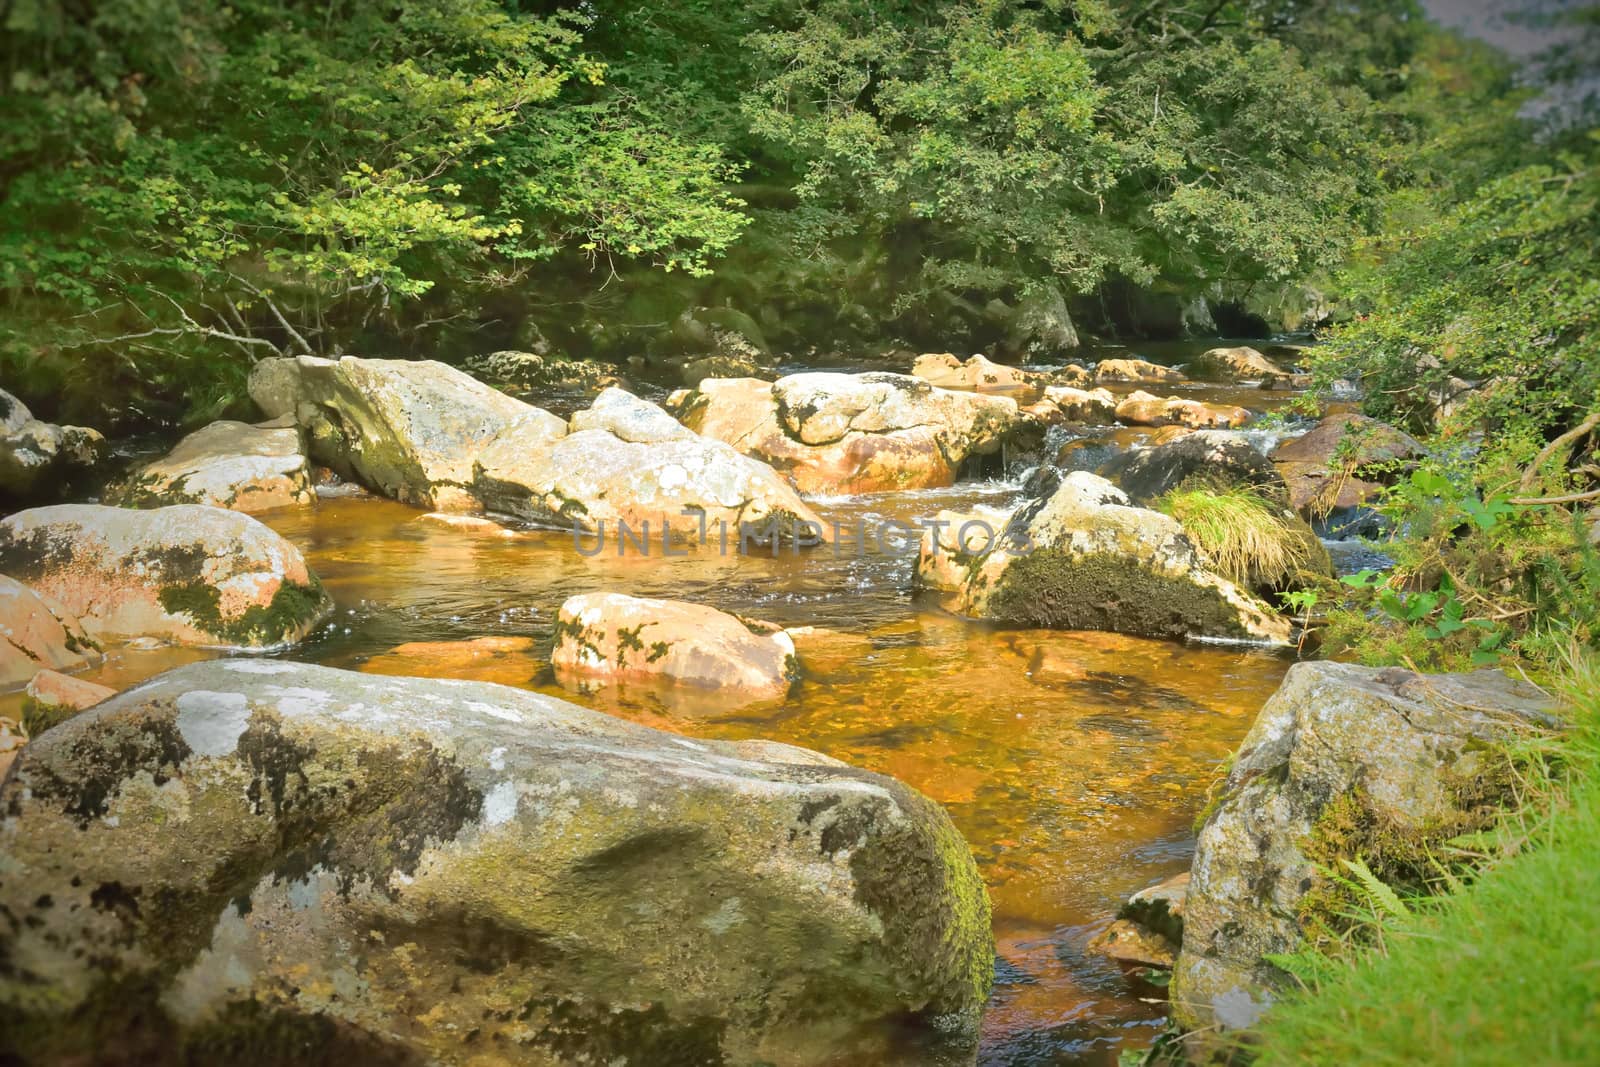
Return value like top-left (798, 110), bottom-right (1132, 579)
top-left (1157, 484), bottom-right (1313, 589)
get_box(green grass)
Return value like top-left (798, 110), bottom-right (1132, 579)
top-left (1157, 485), bottom-right (1313, 589)
top-left (1252, 652), bottom-right (1600, 1066)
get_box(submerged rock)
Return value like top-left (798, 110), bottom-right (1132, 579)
top-left (0, 504), bottom-right (331, 648)
top-left (915, 472), bottom-right (1290, 644)
top-left (552, 592), bottom-right (798, 695)
top-left (21, 668), bottom-right (116, 735)
top-left (0, 388), bottom-right (105, 504)
top-left (0, 660), bottom-right (993, 1066)
top-left (475, 390), bottom-right (827, 544)
top-left (110, 419), bottom-right (314, 513)
top-left (1171, 663), bottom-right (1554, 1041)
top-left (675, 371), bottom-right (1021, 494)
top-left (0, 574), bottom-right (98, 690)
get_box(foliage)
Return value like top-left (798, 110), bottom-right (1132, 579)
top-left (0, 0), bottom-right (747, 426)
top-left (1252, 652), bottom-right (1600, 1066)
top-left (1318, 462), bottom-right (1600, 674)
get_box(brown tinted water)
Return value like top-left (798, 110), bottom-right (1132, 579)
top-left (5, 486), bottom-right (1291, 1065)
top-left (3, 341), bottom-right (1318, 1064)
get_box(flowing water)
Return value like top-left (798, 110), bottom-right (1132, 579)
top-left (3, 339), bottom-right (1329, 1064)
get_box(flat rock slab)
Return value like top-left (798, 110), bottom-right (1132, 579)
top-left (0, 660), bottom-right (993, 1066)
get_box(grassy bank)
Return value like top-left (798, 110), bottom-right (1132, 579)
top-left (1250, 654), bottom-right (1600, 1065)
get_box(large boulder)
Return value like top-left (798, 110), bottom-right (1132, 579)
top-left (1099, 430), bottom-right (1287, 506)
top-left (1270, 414), bottom-right (1424, 517)
top-left (110, 419), bottom-right (314, 513)
top-left (0, 388), bottom-right (105, 503)
top-left (461, 350), bottom-right (623, 397)
top-left (675, 372), bottom-right (1021, 494)
top-left (0, 505), bottom-right (331, 648)
top-left (1172, 663), bottom-right (1554, 1042)
top-left (1004, 284), bottom-right (1080, 360)
top-left (474, 389), bottom-right (827, 545)
top-left (916, 472), bottom-right (1291, 644)
top-left (0, 661), bottom-right (994, 1066)
top-left (552, 593), bottom-right (798, 696)
top-left (250, 355), bottom-right (567, 510)
top-left (0, 575), bottom-right (98, 690)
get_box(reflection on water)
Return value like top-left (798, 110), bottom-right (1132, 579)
top-left (5, 483), bottom-right (1292, 1065)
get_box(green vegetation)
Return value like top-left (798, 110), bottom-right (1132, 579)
top-left (0, 0), bottom-right (1508, 429)
top-left (1254, 654), bottom-right (1600, 1066)
top-left (1157, 485), bottom-right (1317, 591)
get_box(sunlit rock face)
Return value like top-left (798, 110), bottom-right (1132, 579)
top-left (474, 389), bottom-right (828, 544)
top-left (1113, 390), bottom-right (1251, 429)
top-left (0, 574), bottom-right (98, 690)
top-left (251, 355), bottom-right (567, 511)
top-left (915, 471), bottom-right (1291, 645)
top-left (552, 592), bottom-right (798, 696)
top-left (0, 388), bottom-right (105, 504)
top-left (0, 504), bottom-right (330, 649)
top-left (1172, 663), bottom-right (1554, 1046)
top-left (110, 418), bottom-right (314, 513)
top-left (673, 371), bottom-right (1023, 494)
top-left (0, 660), bottom-right (995, 1067)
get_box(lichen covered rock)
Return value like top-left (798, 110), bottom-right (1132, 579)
top-left (474, 390), bottom-right (827, 544)
top-left (552, 592), bottom-right (798, 695)
top-left (1172, 663), bottom-right (1554, 1039)
top-left (251, 355), bottom-right (567, 510)
top-left (675, 371), bottom-right (1022, 494)
top-left (111, 419), bottom-right (313, 513)
top-left (916, 472), bottom-right (1290, 644)
top-left (0, 504), bottom-right (331, 649)
top-left (0, 574), bottom-right (98, 690)
top-left (0, 660), bottom-right (994, 1066)
top-left (1093, 358), bottom-right (1187, 385)
top-left (1187, 346), bottom-right (1286, 381)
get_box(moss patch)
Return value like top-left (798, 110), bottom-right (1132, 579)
top-left (983, 548), bottom-right (1254, 640)
top-left (158, 576), bottom-right (329, 646)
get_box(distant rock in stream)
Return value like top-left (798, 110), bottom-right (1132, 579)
top-left (0, 388), bottom-right (105, 505)
top-left (672, 370), bottom-right (1024, 494)
top-left (0, 660), bottom-right (994, 1066)
top-left (1171, 662), bottom-right (1555, 1048)
top-left (108, 417), bottom-right (314, 513)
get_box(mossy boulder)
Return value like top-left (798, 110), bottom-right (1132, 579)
top-left (0, 504), bottom-right (331, 649)
top-left (251, 355), bottom-right (568, 510)
top-left (109, 419), bottom-right (314, 513)
top-left (917, 472), bottom-right (1291, 644)
top-left (1171, 663), bottom-right (1555, 1044)
top-left (0, 660), bottom-right (993, 1066)
top-left (21, 668), bottom-right (117, 735)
